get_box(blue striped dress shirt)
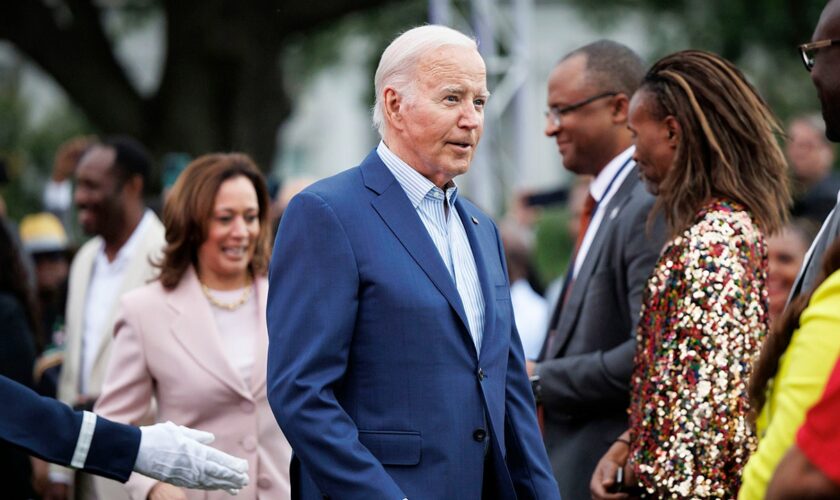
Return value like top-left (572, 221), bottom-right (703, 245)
top-left (377, 141), bottom-right (486, 352)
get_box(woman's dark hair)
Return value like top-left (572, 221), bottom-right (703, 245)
top-left (155, 153), bottom-right (271, 289)
top-left (0, 220), bottom-right (44, 350)
top-left (640, 50), bottom-right (791, 238)
top-left (749, 237), bottom-right (840, 421)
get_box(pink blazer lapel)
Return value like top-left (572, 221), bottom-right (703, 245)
top-left (249, 275), bottom-right (269, 396)
top-left (167, 267), bottom-right (253, 401)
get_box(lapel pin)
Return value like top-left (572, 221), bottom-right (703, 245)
top-left (610, 207), bottom-right (620, 220)
top-left (471, 216), bottom-right (479, 225)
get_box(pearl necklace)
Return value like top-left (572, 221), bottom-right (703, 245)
top-left (200, 278), bottom-right (253, 311)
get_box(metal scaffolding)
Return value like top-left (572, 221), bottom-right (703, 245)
top-left (429, 0), bottom-right (534, 216)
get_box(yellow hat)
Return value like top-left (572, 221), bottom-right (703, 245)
top-left (19, 212), bottom-right (68, 254)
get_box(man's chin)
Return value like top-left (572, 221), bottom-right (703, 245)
top-left (561, 158), bottom-right (585, 176)
top-left (820, 105), bottom-right (840, 142)
top-left (78, 222), bottom-right (97, 236)
top-left (445, 163), bottom-right (470, 178)
top-left (826, 122), bottom-right (840, 143)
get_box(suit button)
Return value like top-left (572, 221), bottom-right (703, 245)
top-left (240, 400), bottom-right (255, 413)
top-left (473, 429), bottom-right (487, 442)
top-left (257, 476), bottom-right (272, 489)
top-left (242, 436), bottom-right (257, 451)
top-left (477, 368), bottom-right (485, 381)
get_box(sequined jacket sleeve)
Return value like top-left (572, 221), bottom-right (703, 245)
top-left (629, 206), bottom-right (767, 498)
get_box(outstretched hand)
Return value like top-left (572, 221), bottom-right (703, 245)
top-left (134, 421), bottom-right (249, 494)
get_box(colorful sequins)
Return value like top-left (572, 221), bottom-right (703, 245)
top-left (628, 199), bottom-right (768, 498)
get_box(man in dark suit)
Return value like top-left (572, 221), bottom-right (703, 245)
top-left (527, 40), bottom-right (665, 500)
top-left (0, 375), bottom-right (247, 491)
top-left (266, 25), bottom-right (559, 500)
top-left (789, 0), bottom-right (840, 300)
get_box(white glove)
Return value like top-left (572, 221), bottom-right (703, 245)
top-left (134, 421), bottom-right (249, 494)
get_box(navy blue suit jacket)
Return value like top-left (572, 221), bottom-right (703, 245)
top-left (267, 150), bottom-right (560, 499)
top-left (0, 375), bottom-right (139, 482)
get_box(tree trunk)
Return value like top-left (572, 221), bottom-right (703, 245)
top-left (0, 0), bottom-right (401, 171)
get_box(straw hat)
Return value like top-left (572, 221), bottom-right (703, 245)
top-left (19, 212), bottom-right (69, 254)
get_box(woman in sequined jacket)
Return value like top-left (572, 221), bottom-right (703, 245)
top-left (590, 50), bottom-right (791, 499)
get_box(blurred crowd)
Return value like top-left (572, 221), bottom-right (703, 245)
top-left (0, 2), bottom-right (839, 499)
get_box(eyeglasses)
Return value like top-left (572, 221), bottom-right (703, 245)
top-left (799, 39), bottom-right (840, 72)
top-left (545, 91), bottom-right (618, 127)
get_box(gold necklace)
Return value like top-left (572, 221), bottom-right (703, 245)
top-left (200, 278), bottom-right (253, 311)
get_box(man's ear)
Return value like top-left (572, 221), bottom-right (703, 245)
top-left (611, 93), bottom-right (630, 124)
top-left (383, 87), bottom-right (405, 132)
top-left (664, 116), bottom-right (681, 148)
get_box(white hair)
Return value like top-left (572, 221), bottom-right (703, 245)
top-left (372, 25), bottom-right (478, 138)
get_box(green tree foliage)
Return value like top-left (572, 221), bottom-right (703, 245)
top-left (0, 77), bottom-right (91, 221)
top-left (562, 0), bottom-right (826, 119)
top-left (0, 0), bottom-right (406, 170)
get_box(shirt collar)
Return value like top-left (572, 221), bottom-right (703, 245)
top-left (589, 146), bottom-right (635, 203)
top-left (377, 141), bottom-right (459, 208)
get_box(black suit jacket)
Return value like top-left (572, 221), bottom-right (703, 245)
top-left (0, 292), bottom-right (38, 498)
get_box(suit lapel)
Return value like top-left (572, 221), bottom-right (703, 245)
top-left (363, 152), bottom-right (471, 336)
top-left (168, 267), bottom-right (253, 401)
top-left (789, 206), bottom-right (839, 301)
top-left (66, 242), bottom-right (98, 395)
top-left (68, 242), bottom-right (97, 358)
top-left (548, 169), bottom-right (640, 358)
top-left (455, 199), bottom-right (496, 360)
top-left (249, 276), bottom-right (269, 395)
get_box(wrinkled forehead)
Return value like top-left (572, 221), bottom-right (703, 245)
top-left (416, 45), bottom-right (488, 91)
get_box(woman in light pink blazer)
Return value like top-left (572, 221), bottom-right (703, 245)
top-left (96, 153), bottom-right (291, 500)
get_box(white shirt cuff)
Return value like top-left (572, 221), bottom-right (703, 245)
top-left (70, 411), bottom-right (97, 469)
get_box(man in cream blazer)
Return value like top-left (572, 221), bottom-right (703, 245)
top-left (49, 136), bottom-right (165, 500)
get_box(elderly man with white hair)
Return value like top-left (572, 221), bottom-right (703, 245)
top-left (266, 25), bottom-right (560, 500)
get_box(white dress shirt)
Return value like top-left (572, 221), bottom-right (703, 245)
top-left (80, 210), bottom-right (154, 395)
top-left (572, 146), bottom-right (636, 278)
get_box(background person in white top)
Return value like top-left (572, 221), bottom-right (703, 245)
top-left (499, 220), bottom-right (548, 360)
top-left (49, 136), bottom-right (165, 500)
top-left (527, 40), bottom-right (666, 500)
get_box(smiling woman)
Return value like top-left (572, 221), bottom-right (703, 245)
top-left (155, 154), bottom-right (272, 291)
top-left (93, 153), bottom-right (292, 500)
